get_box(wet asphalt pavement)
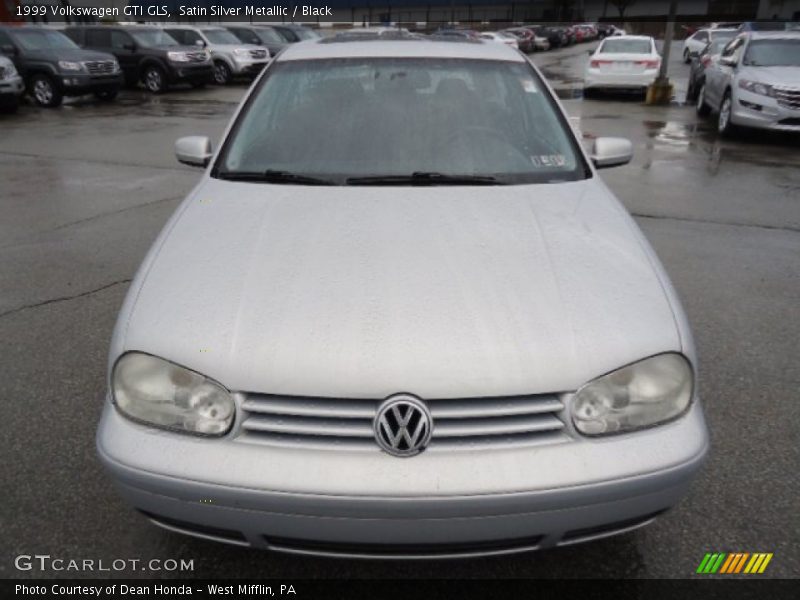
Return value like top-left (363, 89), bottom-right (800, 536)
top-left (1, 41), bottom-right (798, 580)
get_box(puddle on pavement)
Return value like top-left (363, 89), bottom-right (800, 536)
top-left (642, 120), bottom-right (715, 145)
top-left (60, 89), bottom-right (240, 119)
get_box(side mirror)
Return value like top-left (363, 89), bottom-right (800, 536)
top-left (195, 39), bottom-right (206, 47)
top-left (123, 43), bottom-right (136, 52)
top-left (591, 137), bottom-right (633, 169)
top-left (586, 49), bottom-right (593, 55)
top-left (1, 44), bottom-right (16, 56)
top-left (719, 56), bottom-right (737, 67)
top-left (175, 136), bottom-right (213, 168)
top-left (688, 50), bottom-right (699, 58)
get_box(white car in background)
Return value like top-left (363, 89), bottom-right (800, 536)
top-left (479, 31), bottom-right (520, 49)
top-left (682, 28), bottom-right (738, 63)
top-left (585, 36), bottom-right (661, 93)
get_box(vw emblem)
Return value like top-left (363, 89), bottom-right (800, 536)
top-left (373, 394), bottom-right (433, 457)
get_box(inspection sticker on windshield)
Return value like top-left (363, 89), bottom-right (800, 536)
top-left (531, 155), bottom-right (567, 168)
top-left (521, 79), bottom-right (540, 93)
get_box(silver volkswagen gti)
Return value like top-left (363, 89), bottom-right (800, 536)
top-left (98, 35), bottom-right (709, 558)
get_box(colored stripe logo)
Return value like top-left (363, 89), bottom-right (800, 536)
top-left (696, 552), bottom-right (773, 574)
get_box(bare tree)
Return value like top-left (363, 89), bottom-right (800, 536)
top-left (609, 0), bottom-right (637, 19)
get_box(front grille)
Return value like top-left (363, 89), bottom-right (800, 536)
top-left (264, 534), bottom-right (544, 558)
top-left (186, 51), bottom-right (208, 63)
top-left (249, 49), bottom-right (268, 59)
top-left (774, 86), bottom-right (800, 110)
top-left (83, 60), bottom-right (116, 75)
top-left (238, 393), bottom-right (568, 451)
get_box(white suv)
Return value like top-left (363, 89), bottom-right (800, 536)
top-left (698, 31), bottom-right (800, 135)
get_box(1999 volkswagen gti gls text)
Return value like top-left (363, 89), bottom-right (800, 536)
top-left (97, 34), bottom-right (709, 559)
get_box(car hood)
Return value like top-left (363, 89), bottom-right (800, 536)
top-left (209, 43), bottom-right (261, 51)
top-left (28, 48), bottom-right (116, 62)
top-left (118, 178), bottom-right (681, 398)
top-left (740, 65), bottom-right (800, 86)
top-left (153, 44), bottom-right (204, 53)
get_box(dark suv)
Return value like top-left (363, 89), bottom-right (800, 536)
top-left (0, 26), bottom-right (122, 107)
top-left (65, 26), bottom-right (213, 93)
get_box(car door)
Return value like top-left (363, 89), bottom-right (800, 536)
top-left (711, 36), bottom-right (745, 107)
top-left (704, 36), bottom-right (741, 106)
top-left (689, 30), bottom-right (709, 54)
top-left (107, 30), bottom-right (138, 78)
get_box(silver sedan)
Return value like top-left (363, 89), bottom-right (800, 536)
top-left (97, 34), bottom-right (709, 558)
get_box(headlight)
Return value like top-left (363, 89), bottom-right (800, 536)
top-left (112, 352), bottom-right (235, 436)
top-left (571, 353), bottom-right (693, 436)
top-left (112, 61), bottom-right (120, 73)
top-left (58, 61), bottom-right (84, 72)
top-left (233, 48), bottom-right (251, 58)
top-left (738, 79), bottom-right (775, 97)
top-left (167, 51), bottom-right (190, 63)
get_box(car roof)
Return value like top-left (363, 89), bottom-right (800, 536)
top-left (746, 30), bottom-right (800, 40)
top-left (1, 25), bottom-right (66, 32)
top-left (603, 35), bottom-right (653, 40)
top-left (276, 37), bottom-right (525, 62)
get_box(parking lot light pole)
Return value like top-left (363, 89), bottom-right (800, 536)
top-left (646, 0), bottom-right (678, 105)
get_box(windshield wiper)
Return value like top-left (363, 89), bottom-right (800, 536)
top-left (345, 172), bottom-right (504, 186)
top-left (216, 170), bottom-right (336, 186)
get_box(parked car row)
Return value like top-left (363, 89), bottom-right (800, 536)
top-left (0, 23), bottom-right (319, 109)
top-left (431, 22), bottom-right (624, 55)
top-left (501, 22), bottom-right (624, 53)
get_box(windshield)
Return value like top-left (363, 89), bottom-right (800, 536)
top-left (707, 39), bottom-right (730, 54)
top-left (131, 30), bottom-right (179, 47)
top-left (255, 27), bottom-right (285, 44)
top-left (710, 30), bottom-right (737, 41)
top-left (743, 39), bottom-right (800, 66)
top-left (293, 28), bottom-right (320, 40)
top-left (11, 30), bottom-right (79, 50)
top-left (217, 58), bottom-right (587, 185)
top-left (202, 29), bottom-right (241, 45)
top-left (600, 39), bottom-right (652, 54)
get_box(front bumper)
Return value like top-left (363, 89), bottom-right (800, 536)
top-left (230, 58), bottom-right (269, 76)
top-left (167, 64), bottom-right (214, 84)
top-left (585, 68), bottom-right (658, 90)
top-left (732, 89), bottom-right (800, 132)
top-left (58, 73), bottom-right (123, 96)
top-left (97, 395), bottom-right (709, 557)
top-left (0, 75), bottom-right (24, 97)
